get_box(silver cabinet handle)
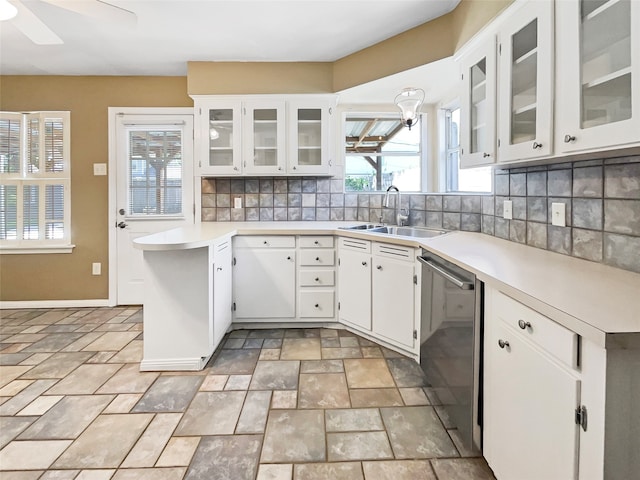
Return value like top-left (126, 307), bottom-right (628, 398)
top-left (314, 240), bottom-right (319, 245)
top-left (518, 319), bottom-right (531, 330)
top-left (117, 221), bottom-right (128, 229)
top-left (315, 257), bottom-right (320, 261)
top-left (418, 256), bottom-right (474, 290)
top-left (564, 134), bottom-right (576, 143)
top-left (483, 152), bottom-right (491, 158)
top-left (498, 339), bottom-right (510, 349)
top-left (362, 261), bottom-right (367, 266)
top-left (286, 256), bottom-right (291, 260)
top-left (314, 304), bottom-right (319, 308)
top-left (532, 142), bottom-right (543, 149)
top-left (376, 265), bottom-right (382, 270)
top-left (315, 277), bottom-right (320, 282)
top-left (263, 241), bottom-right (269, 245)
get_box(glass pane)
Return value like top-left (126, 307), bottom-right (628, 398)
top-left (511, 19), bottom-right (538, 144)
top-left (0, 184), bottom-right (18, 240)
top-left (0, 118), bottom-right (21, 174)
top-left (23, 184), bottom-right (39, 240)
top-left (297, 109), bottom-right (322, 167)
top-left (27, 118), bottom-right (40, 173)
top-left (470, 58), bottom-right (487, 154)
top-left (581, 0), bottom-right (631, 128)
top-left (44, 118), bottom-right (65, 173)
top-left (344, 155), bottom-right (421, 192)
top-left (253, 108), bottom-right (278, 167)
top-left (45, 184), bottom-right (65, 240)
top-left (128, 129), bottom-right (183, 216)
top-left (209, 109), bottom-right (234, 167)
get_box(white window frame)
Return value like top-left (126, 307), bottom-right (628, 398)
top-left (343, 110), bottom-right (427, 193)
top-left (0, 111), bottom-right (73, 254)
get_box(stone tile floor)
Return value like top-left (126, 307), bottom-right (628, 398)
top-left (0, 307), bottom-right (496, 480)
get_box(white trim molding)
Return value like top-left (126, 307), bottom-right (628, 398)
top-left (0, 299), bottom-right (112, 309)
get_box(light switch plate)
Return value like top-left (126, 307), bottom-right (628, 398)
top-left (93, 163), bottom-right (107, 176)
top-left (551, 202), bottom-right (566, 227)
top-left (234, 197), bottom-right (242, 209)
top-left (503, 200), bottom-right (513, 220)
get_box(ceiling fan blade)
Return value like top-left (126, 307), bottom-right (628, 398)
top-left (41, 0), bottom-right (136, 26)
top-left (10, 0), bottom-right (63, 45)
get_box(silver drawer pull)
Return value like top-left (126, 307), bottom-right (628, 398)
top-left (518, 319), bottom-right (532, 330)
top-left (315, 257), bottom-right (320, 261)
top-left (498, 339), bottom-right (510, 349)
top-left (314, 304), bottom-right (319, 308)
top-left (315, 277), bottom-right (320, 282)
top-left (376, 265), bottom-right (382, 270)
top-left (362, 261), bottom-right (367, 266)
top-left (314, 240), bottom-right (319, 245)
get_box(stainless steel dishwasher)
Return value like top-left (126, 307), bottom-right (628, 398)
top-left (418, 249), bottom-right (483, 452)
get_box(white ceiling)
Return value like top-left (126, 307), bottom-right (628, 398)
top-left (1, 0), bottom-right (460, 74)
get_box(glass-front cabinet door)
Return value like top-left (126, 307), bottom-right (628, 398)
top-left (498, 0), bottom-right (553, 163)
top-left (460, 36), bottom-right (497, 168)
top-left (196, 99), bottom-right (242, 175)
top-left (288, 99), bottom-right (333, 174)
top-left (556, 0), bottom-right (640, 153)
top-left (243, 101), bottom-right (286, 174)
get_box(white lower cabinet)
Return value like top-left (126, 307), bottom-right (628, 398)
top-left (371, 243), bottom-right (417, 349)
top-left (483, 287), bottom-right (640, 480)
top-left (338, 238), bottom-right (419, 355)
top-left (211, 239), bottom-right (233, 348)
top-left (337, 238), bottom-right (372, 330)
top-left (298, 235), bottom-right (336, 320)
top-left (232, 236), bottom-right (296, 320)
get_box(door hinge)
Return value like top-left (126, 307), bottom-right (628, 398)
top-left (232, 302), bottom-right (236, 311)
top-left (232, 257), bottom-right (237, 266)
top-left (198, 107), bottom-right (202, 115)
top-left (338, 302), bottom-right (340, 310)
top-left (575, 405), bottom-right (587, 432)
top-left (498, 43), bottom-right (502, 55)
top-left (413, 274), bottom-right (418, 285)
top-left (413, 330), bottom-right (418, 340)
top-left (497, 139), bottom-right (501, 147)
top-left (461, 147), bottom-right (464, 155)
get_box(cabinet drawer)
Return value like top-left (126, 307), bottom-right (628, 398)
top-left (299, 290), bottom-right (335, 318)
top-left (339, 237), bottom-right (371, 253)
top-left (233, 235), bottom-right (296, 248)
top-left (299, 236), bottom-right (334, 248)
top-left (373, 242), bottom-right (416, 262)
top-left (299, 270), bottom-right (335, 287)
top-left (299, 250), bottom-right (335, 266)
top-left (494, 291), bottom-right (577, 368)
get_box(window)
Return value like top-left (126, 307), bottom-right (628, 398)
top-left (344, 114), bottom-right (423, 192)
top-left (445, 107), bottom-right (492, 192)
top-left (0, 111), bottom-right (72, 252)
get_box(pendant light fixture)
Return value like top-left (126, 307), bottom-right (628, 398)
top-left (395, 87), bottom-right (425, 130)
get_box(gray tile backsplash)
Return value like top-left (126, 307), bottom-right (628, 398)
top-left (201, 154), bottom-right (640, 274)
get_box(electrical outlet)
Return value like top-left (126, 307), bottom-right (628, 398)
top-left (92, 263), bottom-right (101, 275)
top-left (93, 163), bottom-right (107, 176)
top-left (234, 197), bottom-right (242, 209)
top-left (551, 202), bottom-right (566, 227)
top-left (503, 200), bottom-right (513, 220)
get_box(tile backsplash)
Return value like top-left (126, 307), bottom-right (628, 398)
top-left (201, 155), bottom-right (640, 274)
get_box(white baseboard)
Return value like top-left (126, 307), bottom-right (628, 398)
top-left (0, 299), bottom-right (112, 309)
top-left (140, 356), bottom-right (209, 372)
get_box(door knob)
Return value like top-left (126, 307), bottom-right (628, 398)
top-left (483, 152), bottom-right (491, 158)
top-left (532, 142), bottom-right (543, 149)
top-left (498, 339), bottom-right (510, 349)
top-left (117, 221), bottom-right (128, 229)
top-left (119, 208), bottom-right (126, 215)
top-left (376, 265), bottom-right (382, 270)
top-left (564, 134), bottom-right (576, 143)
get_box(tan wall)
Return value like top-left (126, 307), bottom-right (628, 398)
top-left (451, 0), bottom-right (514, 51)
top-left (0, 76), bottom-right (191, 301)
top-left (188, 62), bottom-right (333, 95)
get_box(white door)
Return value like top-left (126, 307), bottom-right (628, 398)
top-left (115, 114), bottom-right (194, 305)
top-left (337, 249), bottom-right (372, 330)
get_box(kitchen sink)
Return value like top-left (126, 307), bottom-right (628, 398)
top-left (370, 226), bottom-right (448, 238)
top-left (341, 224), bottom-right (447, 238)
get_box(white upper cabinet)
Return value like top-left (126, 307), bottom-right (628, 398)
top-left (555, 0), bottom-right (640, 153)
top-left (497, 0), bottom-right (554, 163)
top-left (193, 95), bottom-right (335, 176)
top-left (288, 99), bottom-right (334, 175)
top-left (197, 99), bottom-right (243, 175)
top-left (243, 100), bottom-right (286, 175)
top-left (460, 36), bottom-right (497, 167)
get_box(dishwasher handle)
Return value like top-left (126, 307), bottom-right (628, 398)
top-left (418, 256), bottom-right (475, 290)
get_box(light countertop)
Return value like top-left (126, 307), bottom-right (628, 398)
top-left (134, 222), bottom-right (640, 348)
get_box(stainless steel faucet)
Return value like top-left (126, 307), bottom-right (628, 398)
top-left (383, 185), bottom-right (409, 226)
